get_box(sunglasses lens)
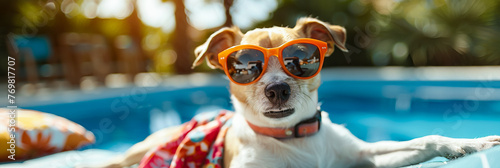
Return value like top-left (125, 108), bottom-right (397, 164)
top-left (226, 49), bottom-right (265, 84)
top-left (282, 43), bottom-right (321, 77)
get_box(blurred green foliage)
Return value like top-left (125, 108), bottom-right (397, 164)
top-left (2, 0), bottom-right (500, 80)
top-left (258, 0), bottom-right (500, 66)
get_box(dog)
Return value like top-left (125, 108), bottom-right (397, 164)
top-left (98, 17), bottom-right (500, 168)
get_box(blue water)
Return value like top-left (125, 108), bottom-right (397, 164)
top-left (17, 73), bottom-right (500, 153)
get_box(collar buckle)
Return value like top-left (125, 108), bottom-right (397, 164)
top-left (293, 110), bottom-right (322, 138)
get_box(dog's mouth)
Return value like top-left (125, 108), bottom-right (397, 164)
top-left (263, 108), bottom-right (295, 118)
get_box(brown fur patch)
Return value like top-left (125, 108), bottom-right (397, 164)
top-left (230, 82), bottom-right (249, 105)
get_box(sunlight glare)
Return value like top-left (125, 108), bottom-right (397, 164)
top-left (185, 0), bottom-right (226, 30)
top-left (137, 0), bottom-right (175, 33)
top-left (96, 0), bottom-right (134, 19)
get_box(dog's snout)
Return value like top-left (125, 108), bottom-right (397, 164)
top-left (265, 82), bottom-right (291, 104)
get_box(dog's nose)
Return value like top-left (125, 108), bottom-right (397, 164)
top-left (265, 82), bottom-right (291, 104)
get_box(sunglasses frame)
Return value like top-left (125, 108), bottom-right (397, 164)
top-left (218, 38), bottom-right (328, 85)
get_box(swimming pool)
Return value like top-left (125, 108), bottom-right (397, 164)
top-left (10, 67), bottom-right (500, 167)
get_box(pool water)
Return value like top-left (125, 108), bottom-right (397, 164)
top-left (14, 68), bottom-right (500, 158)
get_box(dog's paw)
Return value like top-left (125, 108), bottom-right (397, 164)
top-left (439, 135), bottom-right (500, 159)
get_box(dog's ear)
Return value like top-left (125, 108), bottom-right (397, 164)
top-left (294, 17), bottom-right (348, 56)
top-left (192, 26), bottom-right (243, 69)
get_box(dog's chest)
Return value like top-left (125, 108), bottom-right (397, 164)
top-left (228, 126), bottom-right (349, 167)
top-left (265, 136), bottom-right (337, 167)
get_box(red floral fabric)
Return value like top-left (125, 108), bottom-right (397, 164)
top-left (139, 110), bottom-right (234, 168)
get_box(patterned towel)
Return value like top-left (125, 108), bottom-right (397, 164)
top-left (139, 110), bottom-right (234, 168)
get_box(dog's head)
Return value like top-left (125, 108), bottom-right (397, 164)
top-left (193, 17), bottom-right (347, 127)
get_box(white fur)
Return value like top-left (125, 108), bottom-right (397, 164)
top-left (228, 45), bottom-right (500, 168)
top-left (230, 106), bottom-right (368, 167)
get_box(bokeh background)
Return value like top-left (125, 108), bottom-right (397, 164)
top-left (2, 0), bottom-right (500, 89)
top-left (1, 0), bottom-right (500, 167)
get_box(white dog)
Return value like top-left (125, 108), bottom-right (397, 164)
top-left (99, 17), bottom-right (500, 168)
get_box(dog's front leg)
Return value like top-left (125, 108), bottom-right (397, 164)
top-left (358, 135), bottom-right (500, 168)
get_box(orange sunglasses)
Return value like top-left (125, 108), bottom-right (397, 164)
top-left (218, 38), bottom-right (328, 85)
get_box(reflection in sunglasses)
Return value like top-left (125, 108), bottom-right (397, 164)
top-left (283, 43), bottom-right (321, 77)
top-left (228, 49), bottom-right (265, 83)
top-left (284, 57), bottom-right (304, 76)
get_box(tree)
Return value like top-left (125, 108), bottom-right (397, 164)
top-left (171, 0), bottom-right (193, 74)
